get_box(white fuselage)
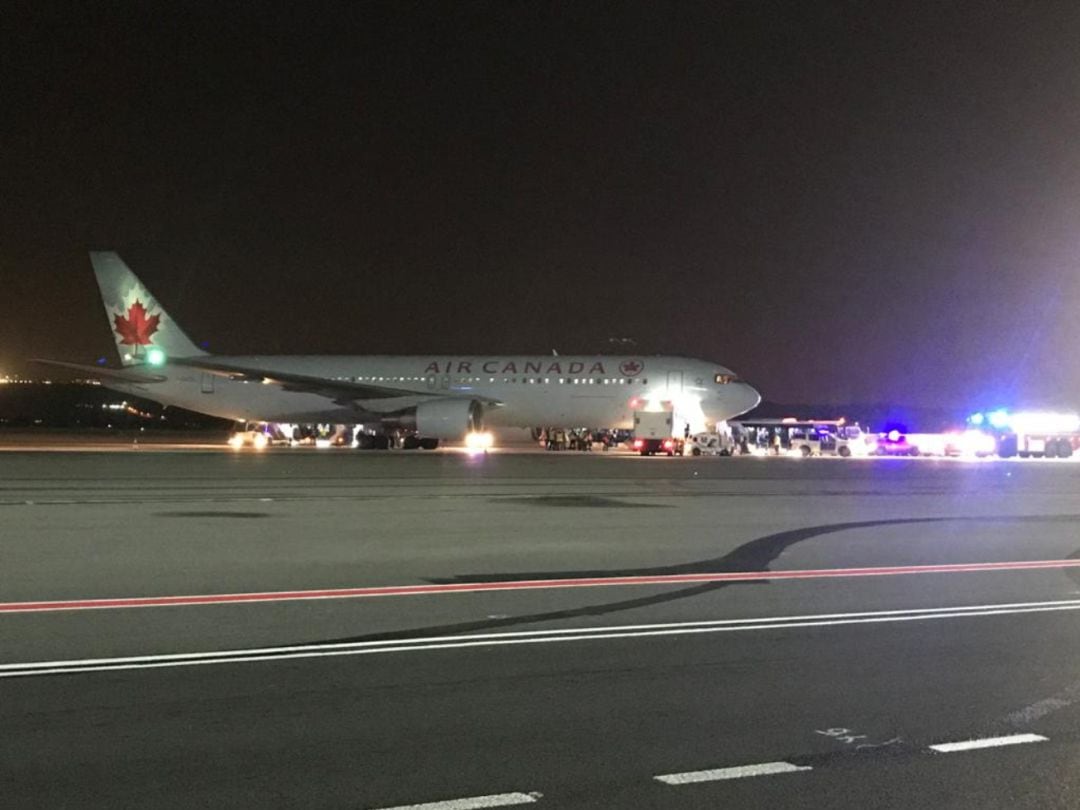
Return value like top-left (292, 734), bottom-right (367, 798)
top-left (105, 355), bottom-right (761, 431)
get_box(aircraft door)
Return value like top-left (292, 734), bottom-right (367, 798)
top-left (666, 370), bottom-right (683, 392)
top-left (201, 373), bottom-right (214, 394)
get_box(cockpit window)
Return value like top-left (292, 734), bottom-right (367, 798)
top-left (714, 373), bottom-right (739, 384)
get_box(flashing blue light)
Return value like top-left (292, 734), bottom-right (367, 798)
top-left (96, 356), bottom-right (107, 366)
top-left (969, 412), bottom-right (985, 426)
top-left (887, 429), bottom-right (902, 442)
top-left (987, 409), bottom-right (1010, 430)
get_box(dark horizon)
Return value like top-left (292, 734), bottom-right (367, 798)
top-left (4, 3), bottom-right (1080, 409)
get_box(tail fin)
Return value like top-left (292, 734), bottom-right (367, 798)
top-left (90, 252), bottom-right (207, 366)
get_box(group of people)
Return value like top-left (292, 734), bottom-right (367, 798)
top-left (540, 428), bottom-right (613, 451)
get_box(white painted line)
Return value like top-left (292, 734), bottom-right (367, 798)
top-left (656, 761), bottom-right (811, 784)
top-left (370, 793), bottom-right (539, 810)
top-left (929, 733), bottom-right (1048, 753)
top-left (5, 599), bottom-right (1080, 678)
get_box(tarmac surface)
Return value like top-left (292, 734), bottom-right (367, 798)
top-left (3, 444), bottom-right (1080, 808)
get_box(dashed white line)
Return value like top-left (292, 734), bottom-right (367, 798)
top-left (370, 792), bottom-right (540, 809)
top-left (655, 761), bottom-right (812, 784)
top-left (929, 733), bottom-right (1048, 753)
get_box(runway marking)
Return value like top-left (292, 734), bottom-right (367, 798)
top-left (929, 733), bottom-right (1048, 753)
top-left (5, 598), bottom-right (1080, 678)
top-left (369, 792), bottom-right (540, 809)
top-left (655, 761), bottom-right (811, 784)
top-left (4, 558), bottom-right (1080, 613)
top-left (815, 727), bottom-right (903, 750)
top-left (1003, 697), bottom-right (1072, 726)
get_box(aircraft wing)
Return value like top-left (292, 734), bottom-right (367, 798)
top-left (29, 359), bottom-right (168, 384)
top-left (169, 358), bottom-right (501, 406)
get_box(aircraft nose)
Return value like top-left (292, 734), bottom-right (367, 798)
top-left (736, 382), bottom-right (761, 415)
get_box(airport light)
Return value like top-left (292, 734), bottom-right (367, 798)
top-left (146, 348), bottom-right (166, 366)
top-left (956, 430), bottom-right (997, 457)
top-left (464, 431), bottom-right (494, 452)
top-left (987, 409), bottom-right (1010, 430)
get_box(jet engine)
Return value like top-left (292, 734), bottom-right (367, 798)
top-left (413, 398), bottom-right (484, 440)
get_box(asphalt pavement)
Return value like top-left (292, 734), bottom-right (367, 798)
top-left (3, 447), bottom-right (1080, 808)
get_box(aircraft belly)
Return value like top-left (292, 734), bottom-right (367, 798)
top-left (108, 374), bottom-right (636, 429)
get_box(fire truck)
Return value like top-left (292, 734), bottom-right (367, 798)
top-left (971, 411), bottom-right (1080, 459)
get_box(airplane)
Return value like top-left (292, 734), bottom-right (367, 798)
top-left (34, 252), bottom-right (761, 447)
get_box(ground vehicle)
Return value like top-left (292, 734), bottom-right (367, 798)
top-left (970, 411), bottom-right (1079, 458)
top-left (788, 423), bottom-right (869, 457)
top-left (732, 418), bottom-right (866, 457)
top-left (999, 433), bottom-right (1076, 458)
top-left (874, 430), bottom-right (921, 456)
top-left (228, 423), bottom-right (291, 449)
top-left (687, 431), bottom-right (735, 456)
top-left (632, 411), bottom-right (684, 456)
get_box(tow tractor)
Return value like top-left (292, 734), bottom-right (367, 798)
top-left (686, 431), bottom-right (736, 456)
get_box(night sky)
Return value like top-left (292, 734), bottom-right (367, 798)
top-left (4, 2), bottom-right (1080, 408)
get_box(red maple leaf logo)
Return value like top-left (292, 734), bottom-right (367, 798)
top-left (113, 300), bottom-right (160, 346)
top-left (620, 359), bottom-right (643, 376)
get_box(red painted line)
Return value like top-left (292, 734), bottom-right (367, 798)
top-left (3, 559), bottom-right (1080, 614)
